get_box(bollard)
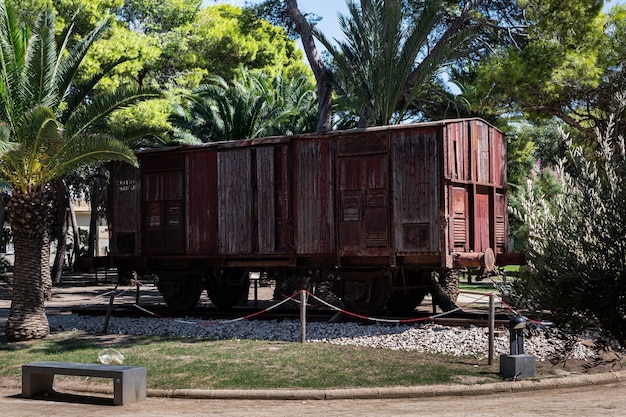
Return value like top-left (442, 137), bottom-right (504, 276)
top-left (300, 290), bottom-right (307, 343)
top-left (500, 316), bottom-right (536, 379)
top-left (509, 316), bottom-right (526, 354)
top-left (488, 293), bottom-right (495, 365)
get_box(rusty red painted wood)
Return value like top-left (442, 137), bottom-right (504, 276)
top-left (106, 118), bottom-right (517, 273)
top-left (108, 162), bottom-right (142, 256)
top-left (186, 149), bottom-right (217, 254)
top-left (294, 138), bottom-right (335, 255)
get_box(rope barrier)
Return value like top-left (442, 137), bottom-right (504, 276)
top-left (0, 283), bottom-right (12, 295)
top-left (2, 277), bottom-right (554, 329)
top-left (125, 289), bottom-right (504, 327)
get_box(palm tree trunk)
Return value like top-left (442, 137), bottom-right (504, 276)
top-left (5, 230), bottom-right (50, 341)
top-left (5, 184), bottom-right (56, 342)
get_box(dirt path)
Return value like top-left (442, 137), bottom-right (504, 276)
top-left (1, 380), bottom-right (625, 417)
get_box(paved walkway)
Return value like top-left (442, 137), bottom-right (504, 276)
top-left (2, 376), bottom-right (626, 417)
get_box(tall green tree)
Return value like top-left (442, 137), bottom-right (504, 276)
top-left (315, 0), bottom-right (476, 127)
top-left (281, 0), bottom-right (524, 130)
top-left (0, 2), bottom-right (158, 341)
top-left (470, 1), bottom-right (626, 139)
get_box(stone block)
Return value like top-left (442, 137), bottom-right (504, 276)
top-left (500, 354), bottom-right (536, 379)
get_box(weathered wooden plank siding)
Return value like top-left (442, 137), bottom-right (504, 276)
top-left (256, 146), bottom-right (276, 254)
top-left (186, 149), bottom-right (218, 255)
top-left (217, 149), bottom-right (252, 254)
top-left (392, 127), bottom-right (440, 254)
top-left (295, 138), bottom-right (334, 254)
top-left (143, 154), bottom-right (185, 255)
top-left (109, 162), bottom-right (142, 256)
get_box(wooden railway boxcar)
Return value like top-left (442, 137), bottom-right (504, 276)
top-left (107, 118), bottom-right (520, 315)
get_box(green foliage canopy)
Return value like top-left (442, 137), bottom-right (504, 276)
top-left (471, 1), bottom-right (625, 139)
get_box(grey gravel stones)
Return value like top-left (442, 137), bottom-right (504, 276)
top-left (49, 314), bottom-right (598, 361)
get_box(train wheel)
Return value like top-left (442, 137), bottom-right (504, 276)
top-left (207, 269), bottom-right (250, 309)
top-left (342, 276), bottom-right (391, 316)
top-left (386, 271), bottom-right (431, 315)
top-left (158, 273), bottom-right (202, 311)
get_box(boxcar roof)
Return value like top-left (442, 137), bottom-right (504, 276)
top-left (134, 117), bottom-right (500, 156)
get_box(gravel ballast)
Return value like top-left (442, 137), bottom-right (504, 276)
top-left (49, 313), bottom-right (598, 361)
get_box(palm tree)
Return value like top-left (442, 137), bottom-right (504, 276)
top-left (255, 72), bottom-right (317, 135)
top-left (0, 2), bottom-right (159, 341)
top-left (171, 69), bottom-right (317, 142)
top-left (314, 0), bottom-right (476, 127)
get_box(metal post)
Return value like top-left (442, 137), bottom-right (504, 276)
top-left (300, 290), bottom-right (307, 343)
top-left (102, 293), bottom-right (115, 334)
top-left (488, 293), bottom-right (495, 365)
top-left (254, 278), bottom-right (258, 309)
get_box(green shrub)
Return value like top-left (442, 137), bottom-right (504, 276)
top-left (515, 98), bottom-right (626, 347)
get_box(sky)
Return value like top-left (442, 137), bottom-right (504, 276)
top-left (204, 0), bottom-right (348, 41)
top-left (206, 0), bottom-right (626, 47)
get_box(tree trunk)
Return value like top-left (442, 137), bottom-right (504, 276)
top-left (0, 193), bottom-right (5, 252)
top-left (430, 270), bottom-right (459, 312)
top-left (285, 0), bottom-right (333, 132)
top-left (64, 181), bottom-right (81, 270)
top-left (86, 185), bottom-right (98, 258)
top-left (51, 180), bottom-right (68, 284)
top-left (87, 165), bottom-right (106, 258)
top-left (5, 184), bottom-right (56, 342)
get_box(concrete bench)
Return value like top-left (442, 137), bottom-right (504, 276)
top-left (22, 361), bottom-right (146, 405)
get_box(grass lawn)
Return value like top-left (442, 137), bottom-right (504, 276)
top-left (0, 332), bottom-right (516, 390)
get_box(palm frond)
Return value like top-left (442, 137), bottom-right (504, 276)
top-left (15, 105), bottom-right (60, 152)
top-left (57, 18), bottom-right (112, 99)
top-left (0, 122), bottom-right (18, 155)
top-left (47, 133), bottom-right (137, 180)
top-left (313, 0), bottom-right (468, 126)
top-left (113, 124), bottom-right (168, 146)
top-left (61, 56), bottom-right (130, 122)
top-left (22, 8), bottom-right (59, 109)
top-left (0, 1), bottom-right (28, 125)
top-left (64, 87), bottom-right (161, 141)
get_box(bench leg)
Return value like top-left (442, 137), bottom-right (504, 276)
top-left (22, 372), bottom-right (54, 398)
top-left (114, 369), bottom-right (146, 406)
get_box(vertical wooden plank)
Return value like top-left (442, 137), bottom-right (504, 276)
top-left (473, 120), bottom-right (490, 183)
top-left (186, 149), bottom-right (218, 255)
top-left (218, 149), bottom-right (252, 254)
top-left (474, 187), bottom-right (491, 252)
top-left (256, 147), bottom-right (275, 254)
top-left (142, 153), bottom-right (185, 255)
top-left (295, 138), bottom-right (334, 254)
top-left (492, 128), bottom-right (506, 187)
top-left (446, 121), bottom-right (467, 181)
